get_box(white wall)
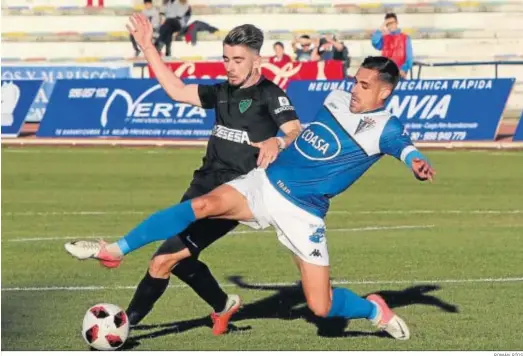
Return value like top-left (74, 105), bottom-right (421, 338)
top-left (4, 13), bottom-right (523, 33)
top-left (3, 38), bottom-right (523, 59)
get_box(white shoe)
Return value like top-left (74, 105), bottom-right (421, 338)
top-left (64, 240), bottom-right (102, 260)
top-left (367, 294), bottom-right (410, 340)
top-left (64, 240), bottom-right (122, 268)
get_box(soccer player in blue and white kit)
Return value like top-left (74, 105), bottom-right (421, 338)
top-left (66, 56), bottom-right (435, 339)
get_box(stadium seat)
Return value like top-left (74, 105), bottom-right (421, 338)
top-left (4, 11), bottom-right (523, 32)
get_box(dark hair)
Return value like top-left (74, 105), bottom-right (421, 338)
top-left (300, 34), bottom-right (311, 40)
top-left (144, 0), bottom-right (152, 3)
top-left (385, 12), bottom-right (398, 21)
top-left (361, 56), bottom-right (400, 88)
top-left (223, 24), bottom-right (264, 54)
top-left (273, 41), bottom-right (284, 49)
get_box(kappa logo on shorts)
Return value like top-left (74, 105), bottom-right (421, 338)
top-left (309, 249), bottom-right (322, 258)
top-left (239, 99), bottom-right (252, 114)
top-left (309, 226), bottom-right (326, 244)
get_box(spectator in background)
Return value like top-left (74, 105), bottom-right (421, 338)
top-left (131, 0), bottom-right (160, 57)
top-left (175, 20), bottom-right (219, 46)
top-left (311, 33), bottom-right (350, 77)
top-left (292, 35), bottom-right (314, 62)
top-left (156, 0), bottom-right (192, 57)
top-left (269, 42), bottom-right (292, 67)
top-left (312, 34), bottom-right (348, 61)
top-left (371, 13), bottom-right (413, 78)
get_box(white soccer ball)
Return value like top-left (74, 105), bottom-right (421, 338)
top-left (82, 303), bottom-right (130, 351)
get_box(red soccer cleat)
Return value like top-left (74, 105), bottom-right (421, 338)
top-left (210, 294), bottom-right (241, 335)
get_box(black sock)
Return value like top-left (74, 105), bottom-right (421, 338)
top-left (126, 271), bottom-right (169, 325)
top-left (172, 258), bottom-right (228, 312)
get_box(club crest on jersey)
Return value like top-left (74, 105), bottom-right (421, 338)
top-left (239, 99), bottom-right (252, 114)
top-left (294, 122), bottom-right (341, 161)
top-left (355, 116), bottom-right (376, 135)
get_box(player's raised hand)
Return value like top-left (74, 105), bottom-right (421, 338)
top-left (127, 13), bottom-right (154, 51)
top-left (411, 158), bottom-right (436, 182)
top-left (251, 137), bottom-right (281, 169)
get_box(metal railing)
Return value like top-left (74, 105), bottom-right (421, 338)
top-left (134, 62), bottom-right (149, 79)
top-left (411, 60), bottom-right (523, 80)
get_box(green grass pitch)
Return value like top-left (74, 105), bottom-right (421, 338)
top-left (2, 147), bottom-right (522, 350)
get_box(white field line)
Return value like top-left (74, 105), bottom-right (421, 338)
top-left (3, 149), bottom-right (207, 154)
top-left (3, 211), bottom-right (145, 216)
top-left (329, 210), bottom-right (523, 215)
top-left (5, 224), bottom-right (434, 242)
top-left (3, 209), bottom-right (522, 217)
top-left (3, 276), bottom-right (522, 292)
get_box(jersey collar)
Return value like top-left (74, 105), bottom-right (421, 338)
top-left (350, 105), bottom-right (385, 115)
top-left (363, 106), bottom-right (385, 114)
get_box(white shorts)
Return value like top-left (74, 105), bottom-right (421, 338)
top-left (226, 168), bottom-right (329, 266)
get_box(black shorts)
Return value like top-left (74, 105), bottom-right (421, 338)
top-left (154, 172), bottom-right (240, 257)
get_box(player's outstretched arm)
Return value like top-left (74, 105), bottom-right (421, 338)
top-left (127, 13), bottom-right (202, 107)
top-left (379, 118), bottom-right (436, 182)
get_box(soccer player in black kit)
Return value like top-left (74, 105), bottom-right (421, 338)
top-left (64, 13), bottom-right (302, 335)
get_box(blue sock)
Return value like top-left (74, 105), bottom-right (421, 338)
top-left (116, 200), bottom-right (196, 255)
top-left (327, 288), bottom-right (378, 320)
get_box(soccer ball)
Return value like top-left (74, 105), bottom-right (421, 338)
top-left (82, 303), bottom-right (129, 351)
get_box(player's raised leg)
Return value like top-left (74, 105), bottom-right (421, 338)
top-left (64, 184), bottom-right (253, 267)
top-left (269, 178), bottom-right (410, 340)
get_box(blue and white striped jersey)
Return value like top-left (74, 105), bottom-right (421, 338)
top-left (266, 90), bottom-right (424, 218)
